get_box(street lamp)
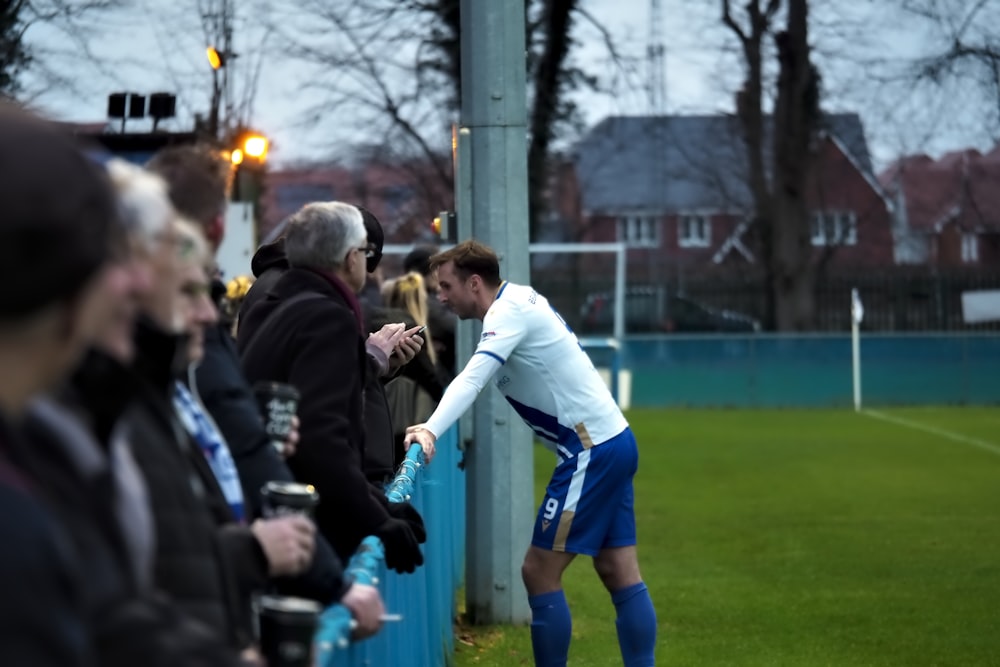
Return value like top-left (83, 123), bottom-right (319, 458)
top-left (207, 46), bottom-right (225, 70)
top-left (242, 134), bottom-right (268, 161)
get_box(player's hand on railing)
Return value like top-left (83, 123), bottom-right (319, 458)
top-left (404, 424), bottom-right (436, 463)
top-left (250, 515), bottom-right (316, 576)
top-left (341, 583), bottom-right (385, 640)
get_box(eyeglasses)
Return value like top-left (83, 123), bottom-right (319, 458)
top-left (356, 244), bottom-right (376, 259)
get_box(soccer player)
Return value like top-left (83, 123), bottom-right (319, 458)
top-left (404, 240), bottom-right (657, 667)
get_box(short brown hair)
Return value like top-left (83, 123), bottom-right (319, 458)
top-left (146, 144), bottom-right (231, 228)
top-left (429, 240), bottom-right (501, 287)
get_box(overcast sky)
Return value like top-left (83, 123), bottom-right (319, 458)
top-left (24, 0), bottom-right (997, 172)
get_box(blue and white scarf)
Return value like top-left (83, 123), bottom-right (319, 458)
top-left (173, 381), bottom-right (246, 522)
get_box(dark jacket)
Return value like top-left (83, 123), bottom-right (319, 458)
top-left (426, 292), bottom-right (457, 375)
top-left (126, 317), bottom-right (258, 650)
top-left (0, 416), bottom-right (92, 667)
top-left (239, 238), bottom-right (288, 326)
top-left (238, 267), bottom-right (394, 560)
top-left (367, 305), bottom-right (445, 474)
top-left (194, 318), bottom-right (349, 605)
top-left (21, 370), bottom-right (241, 667)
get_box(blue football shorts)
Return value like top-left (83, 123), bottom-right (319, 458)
top-left (531, 427), bottom-right (639, 556)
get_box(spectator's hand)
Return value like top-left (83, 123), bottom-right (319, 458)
top-left (375, 517), bottom-right (424, 574)
top-left (280, 415), bottom-right (299, 459)
top-left (239, 645), bottom-right (265, 666)
top-left (388, 325), bottom-right (424, 370)
top-left (404, 424), bottom-right (437, 463)
top-left (342, 583), bottom-right (385, 640)
top-left (386, 501), bottom-right (427, 543)
top-left (367, 323), bottom-right (407, 361)
top-left (251, 515), bottom-right (316, 576)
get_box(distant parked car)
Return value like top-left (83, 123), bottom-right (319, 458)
top-left (579, 286), bottom-right (761, 334)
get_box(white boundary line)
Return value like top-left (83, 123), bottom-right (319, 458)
top-left (861, 409), bottom-right (1000, 458)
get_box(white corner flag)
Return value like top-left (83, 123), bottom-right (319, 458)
top-left (851, 288), bottom-right (864, 325)
top-left (851, 288), bottom-right (862, 412)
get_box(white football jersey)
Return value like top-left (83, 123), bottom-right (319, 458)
top-left (476, 282), bottom-right (628, 458)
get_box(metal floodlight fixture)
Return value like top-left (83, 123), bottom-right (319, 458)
top-left (148, 92), bottom-right (176, 120)
top-left (207, 46), bottom-right (225, 70)
top-left (107, 92), bottom-right (128, 119)
top-left (128, 93), bottom-right (146, 119)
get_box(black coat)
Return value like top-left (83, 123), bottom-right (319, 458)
top-left (239, 238), bottom-right (288, 326)
top-left (0, 416), bottom-right (92, 667)
top-left (126, 318), bottom-right (256, 650)
top-left (21, 376), bottom-right (240, 667)
top-left (238, 267), bottom-right (393, 560)
top-left (194, 320), bottom-right (349, 605)
top-left (366, 305), bottom-right (445, 475)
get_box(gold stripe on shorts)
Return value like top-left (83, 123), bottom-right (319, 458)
top-left (552, 510), bottom-right (575, 552)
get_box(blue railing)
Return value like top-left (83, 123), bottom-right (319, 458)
top-left (316, 427), bottom-right (465, 667)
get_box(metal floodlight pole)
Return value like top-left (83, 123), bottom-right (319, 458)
top-left (460, 0), bottom-right (533, 625)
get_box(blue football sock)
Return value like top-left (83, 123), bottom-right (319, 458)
top-left (529, 589), bottom-right (572, 667)
top-left (612, 582), bottom-right (657, 667)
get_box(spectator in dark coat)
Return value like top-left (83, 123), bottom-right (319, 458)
top-left (242, 208), bottom-right (418, 485)
top-left (238, 202), bottom-right (427, 574)
top-left (146, 147), bottom-right (384, 638)
top-left (19, 158), bottom-right (242, 667)
top-left (76, 163), bottom-right (312, 657)
top-left (0, 101), bottom-right (122, 667)
top-left (239, 236), bottom-right (288, 325)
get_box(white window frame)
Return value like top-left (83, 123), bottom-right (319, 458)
top-left (616, 215), bottom-right (659, 248)
top-left (810, 210), bottom-right (857, 246)
top-left (678, 214), bottom-right (711, 248)
top-left (961, 233), bottom-right (979, 263)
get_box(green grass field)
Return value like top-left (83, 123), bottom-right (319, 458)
top-left (453, 407), bottom-right (1000, 667)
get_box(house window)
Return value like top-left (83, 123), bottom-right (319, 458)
top-left (961, 233), bottom-right (979, 263)
top-left (811, 211), bottom-right (857, 246)
top-left (616, 215), bottom-right (658, 247)
top-left (678, 214), bottom-right (711, 248)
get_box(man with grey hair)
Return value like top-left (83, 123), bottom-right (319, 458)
top-left (238, 202), bottom-right (428, 575)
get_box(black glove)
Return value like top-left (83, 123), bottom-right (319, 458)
top-left (385, 502), bottom-right (427, 543)
top-left (375, 517), bottom-right (424, 574)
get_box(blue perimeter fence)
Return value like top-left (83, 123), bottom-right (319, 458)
top-left (584, 333), bottom-right (1000, 408)
top-left (316, 427), bottom-right (465, 667)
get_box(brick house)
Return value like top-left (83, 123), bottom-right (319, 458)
top-left (259, 157), bottom-right (452, 248)
top-left (879, 146), bottom-right (1000, 267)
top-left (548, 113), bottom-right (894, 281)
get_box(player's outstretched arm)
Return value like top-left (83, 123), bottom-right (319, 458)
top-left (403, 352), bottom-right (502, 463)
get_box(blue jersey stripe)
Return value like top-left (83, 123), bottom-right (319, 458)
top-left (477, 350), bottom-right (506, 364)
top-left (505, 396), bottom-right (584, 453)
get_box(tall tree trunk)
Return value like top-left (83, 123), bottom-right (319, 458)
top-left (725, 0), bottom-right (820, 331)
top-left (728, 0), bottom-right (779, 328)
top-left (771, 0), bottom-right (820, 330)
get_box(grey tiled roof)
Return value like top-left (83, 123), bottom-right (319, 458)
top-left (573, 113), bottom-right (872, 215)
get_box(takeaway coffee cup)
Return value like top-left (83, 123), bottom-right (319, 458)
top-left (253, 381), bottom-right (300, 454)
top-left (258, 595), bottom-right (322, 667)
top-left (261, 481), bottom-right (320, 519)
